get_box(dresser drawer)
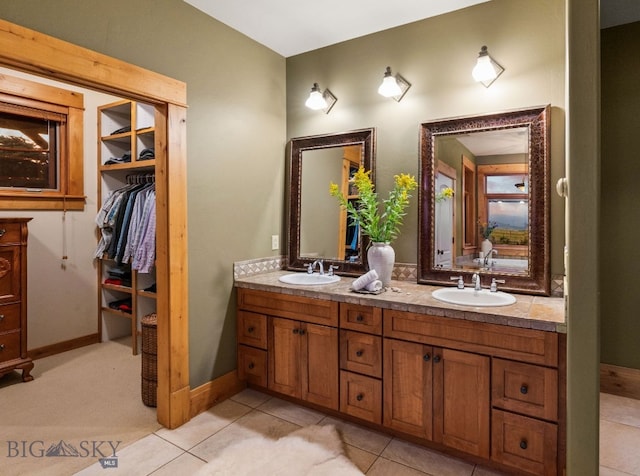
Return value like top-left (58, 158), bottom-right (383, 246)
top-left (0, 330), bottom-right (21, 363)
top-left (237, 310), bottom-right (267, 349)
top-left (492, 409), bottom-right (557, 476)
top-left (340, 303), bottom-right (382, 335)
top-left (0, 246), bottom-right (20, 304)
top-left (340, 371), bottom-right (382, 424)
top-left (238, 344), bottom-right (267, 388)
top-left (0, 303), bottom-right (21, 333)
top-left (493, 358), bottom-right (558, 421)
top-left (0, 223), bottom-right (23, 245)
top-left (340, 330), bottom-right (382, 378)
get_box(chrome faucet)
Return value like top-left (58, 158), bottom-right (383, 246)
top-left (311, 259), bottom-right (324, 275)
top-left (483, 249), bottom-right (498, 267)
top-left (472, 273), bottom-right (482, 291)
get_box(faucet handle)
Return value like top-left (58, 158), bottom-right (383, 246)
top-left (307, 263), bottom-right (314, 274)
top-left (327, 265), bottom-right (339, 276)
top-left (490, 278), bottom-right (506, 292)
top-left (450, 276), bottom-right (464, 289)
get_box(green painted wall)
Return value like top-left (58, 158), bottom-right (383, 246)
top-left (0, 0), bottom-right (287, 387)
top-left (285, 0), bottom-right (567, 276)
top-left (601, 21), bottom-right (640, 369)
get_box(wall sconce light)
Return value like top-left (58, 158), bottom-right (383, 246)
top-left (378, 66), bottom-right (411, 102)
top-left (305, 83), bottom-right (337, 114)
top-left (472, 46), bottom-right (504, 88)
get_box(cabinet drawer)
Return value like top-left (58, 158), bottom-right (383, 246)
top-left (493, 358), bottom-right (558, 421)
top-left (0, 331), bottom-right (21, 363)
top-left (340, 303), bottom-right (382, 335)
top-left (238, 288), bottom-right (338, 327)
top-left (237, 311), bottom-right (267, 349)
top-left (340, 330), bottom-right (382, 378)
top-left (0, 303), bottom-right (21, 333)
top-left (492, 409), bottom-right (557, 476)
top-left (0, 246), bottom-right (20, 304)
top-left (384, 309), bottom-right (558, 367)
top-left (237, 344), bottom-right (267, 388)
top-left (340, 371), bottom-right (382, 424)
top-left (0, 223), bottom-right (23, 245)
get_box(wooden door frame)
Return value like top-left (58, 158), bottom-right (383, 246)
top-left (0, 20), bottom-right (190, 428)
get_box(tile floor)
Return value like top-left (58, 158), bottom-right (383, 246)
top-left (74, 389), bottom-right (640, 476)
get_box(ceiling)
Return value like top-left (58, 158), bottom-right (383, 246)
top-left (184, 0), bottom-right (640, 58)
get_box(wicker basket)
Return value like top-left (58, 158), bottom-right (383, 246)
top-left (141, 312), bottom-right (157, 407)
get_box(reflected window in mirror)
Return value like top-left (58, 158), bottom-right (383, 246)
top-left (418, 106), bottom-right (550, 295)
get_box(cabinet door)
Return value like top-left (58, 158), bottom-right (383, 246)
top-left (383, 338), bottom-right (433, 439)
top-left (433, 347), bottom-right (490, 458)
top-left (268, 317), bottom-right (300, 398)
top-left (301, 322), bottom-right (339, 410)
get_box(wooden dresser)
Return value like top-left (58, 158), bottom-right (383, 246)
top-left (0, 218), bottom-right (33, 382)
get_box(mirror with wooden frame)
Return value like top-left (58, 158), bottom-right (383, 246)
top-left (287, 128), bottom-right (375, 275)
top-left (418, 106), bottom-right (550, 295)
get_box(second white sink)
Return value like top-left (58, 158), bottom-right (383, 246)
top-left (432, 287), bottom-right (516, 307)
top-left (279, 273), bottom-right (341, 286)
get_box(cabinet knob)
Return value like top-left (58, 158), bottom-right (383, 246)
top-left (299, 329), bottom-right (306, 336)
top-left (433, 355), bottom-right (441, 363)
top-left (0, 344), bottom-right (4, 351)
top-left (423, 354), bottom-right (431, 362)
top-left (248, 362), bottom-right (255, 370)
top-left (0, 229), bottom-right (5, 237)
top-left (293, 328), bottom-right (299, 334)
top-left (247, 326), bottom-right (255, 333)
top-left (356, 315), bottom-right (364, 322)
top-left (520, 440), bottom-right (528, 450)
top-left (356, 350), bottom-right (364, 357)
top-left (356, 393), bottom-right (364, 401)
top-left (0, 314), bottom-right (4, 321)
top-left (520, 384), bottom-right (529, 395)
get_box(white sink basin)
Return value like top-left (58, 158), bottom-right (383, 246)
top-left (432, 287), bottom-right (516, 307)
top-left (278, 273), bottom-right (341, 286)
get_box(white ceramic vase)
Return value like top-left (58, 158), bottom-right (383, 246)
top-left (367, 242), bottom-right (395, 287)
top-left (481, 238), bottom-right (493, 256)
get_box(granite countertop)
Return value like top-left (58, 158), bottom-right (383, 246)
top-left (234, 270), bottom-right (566, 333)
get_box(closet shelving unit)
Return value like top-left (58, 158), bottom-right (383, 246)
top-left (97, 99), bottom-right (157, 355)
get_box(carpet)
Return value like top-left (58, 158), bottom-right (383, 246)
top-left (195, 424), bottom-right (364, 476)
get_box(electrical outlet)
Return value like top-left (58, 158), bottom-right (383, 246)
top-left (271, 234), bottom-right (279, 250)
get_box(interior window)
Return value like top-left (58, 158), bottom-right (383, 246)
top-left (0, 73), bottom-right (84, 210)
top-left (483, 174), bottom-right (528, 246)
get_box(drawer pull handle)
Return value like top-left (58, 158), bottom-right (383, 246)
top-left (356, 315), bottom-right (364, 322)
top-left (520, 385), bottom-right (528, 395)
top-left (423, 353), bottom-right (431, 362)
top-left (356, 350), bottom-right (364, 357)
top-left (0, 229), bottom-right (5, 237)
top-left (248, 362), bottom-right (255, 370)
top-left (520, 440), bottom-right (528, 450)
top-left (0, 344), bottom-right (4, 351)
top-left (356, 393), bottom-right (364, 401)
top-left (433, 355), bottom-right (441, 363)
top-left (247, 326), bottom-right (255, 333)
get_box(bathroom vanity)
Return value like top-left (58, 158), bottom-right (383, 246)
top-left (235, 271), bottom-right (565, 476)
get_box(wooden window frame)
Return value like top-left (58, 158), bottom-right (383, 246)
top-left (0, 73), bottom-right (84, 210)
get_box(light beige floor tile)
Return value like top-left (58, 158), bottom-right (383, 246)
top-left (599, 466), bottom-right (635, 476)
top-left (155, 398), bottom-right (252, 450)
top-left (319, 415), bottom-right (392, 455)
top-left (381, 438), bottom-right (474, 476)
top-left (257, 396), bottom-right (325, 426)
top-left (74, 434), bottom-right (183, 476)
top-left (601, 393), bottom-right (640, 428)
top-left (600, 419), bottom-right (640, 475)
top-left (149, 452), bottom-right (206, 475)
top-left (366, 457), bottom-right (431, 476)
top-left (189, 408), bottom-right (300, 462)
top-left (344, 443), bottom-right (378, 474)
top-left (229, 387), bottom-right (272, 408)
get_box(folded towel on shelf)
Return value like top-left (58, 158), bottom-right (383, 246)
top-left (351, 270), bottom-right (379, 291)
top-left (364, 280), bottom-right (383, 292)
